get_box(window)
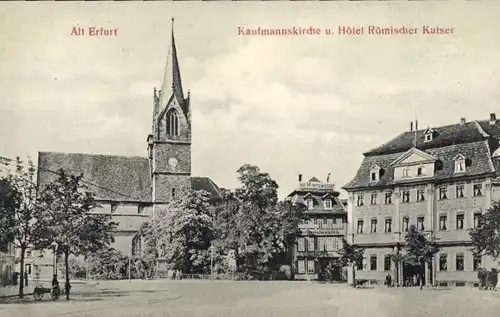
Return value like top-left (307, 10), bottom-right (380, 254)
top-left (318, 238), bottom-right (326, 251)
top-left (402, 218), bottom-right (409, 232)
top-left (474, 212), bottom-right (482, 228)
top-left (402, 190), bottom-right (410, 203)
top-left (307, 260), bottom-right (315, 274)
top-left (371, 172), bottom-right (377, 181)
top-left (370, 255), bottom-right (377, 271)
top-left (324, 199), bottom-right (332, 209)
top-left (384, 192), bottom-right (392, 204)
top-left (307, 199), bottom-right (314, 210)
top-left (473, 184), bottom-right (483, 197)
top-left (370, 194), bottom-right (377, 205)
top-left (439, 187), bottom-right (448, 200)
top-left (357, 220), bottom-right (364, 234)
top-left (416, 189), bottom-right (425, 202)
top-left (297, 238), bottom-right (305, 252)
top-left (26, 250), bottom-right (32, 257)
top-left (306, 237), bottom-right (315, 251)
top-left (138, 204), bottom-right (144, 214)
top-left (439, 215), bottom-right (447, 230)
top-left (417, 166), bottom-right (423, 176)
top-left (456, 185), bottom-right (465, 198)
top-left (357, 195), bottom-right (364, 206)
top-left (25, 264), bottom-right (32, 275)
top-left (335, 237), bottom-right (343, 250)
top-left (473, 255), bottom-right (482, 271)
top-left (167, 110), bottom-right (180, 136)
top-left (439, 254), bottom-right (447, 271)
top-left (403, 168), bottom-right (410, 177)
top-left (323, 218), bottom-right (328, 225)
top-left (111, 203), bottom-right (118, 213)
top-left (297, 260), bottom-right (305, 274)
top-left (417, 217), bottom-right (425, 231)
top-left (371, 218), bottom-right (378, 233)
top-left (171, 188), bottom-right (176, 198)
top-left (384, 218), bottom-right (392, 233)
top-left (456, 253), bottom-right (464, 271)
top-left (326, 237), bottom-right (335, 251)
top-left (384, 255), bottom-right (391, 271)
top-left (425, 133), bottom-right (433, 142)
top-left (356, 258), bottom-right (363, 270)
top-left (455, 160), bottom-right (465, 173)
top-left (456, 214), bottom-right (464, 230)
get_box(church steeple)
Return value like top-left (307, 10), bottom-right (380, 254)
top-left (159, 18), bottom-right (188, 117)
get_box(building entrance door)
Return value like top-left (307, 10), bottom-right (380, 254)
top-left (317, 258), bottom-right (342, 281)
top-left (402, 262), bottom-right (424, 286)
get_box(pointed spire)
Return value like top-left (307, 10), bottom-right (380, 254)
top-left (159, 17), bottom-right (186, 112)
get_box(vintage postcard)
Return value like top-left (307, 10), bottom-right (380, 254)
top-left (1, 1), bottom-right (500, 316)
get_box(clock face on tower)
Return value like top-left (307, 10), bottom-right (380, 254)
top-left (168, 157), bottom-right (179, 168)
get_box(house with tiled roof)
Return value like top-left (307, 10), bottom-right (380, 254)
top-left (285, 175), bottom-right (347, 281)
top-left (342, 114), bottom-right (500, 288)
top-left (35, 21), bottom-right (222, 274)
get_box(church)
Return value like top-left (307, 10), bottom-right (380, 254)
top-left (36, 20), bottom-right (223, 259)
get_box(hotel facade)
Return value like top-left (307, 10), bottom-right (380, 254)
top-left (343, 115), bottom-right (500, 287)
top-left (286, 176), bottom-right (347, 281)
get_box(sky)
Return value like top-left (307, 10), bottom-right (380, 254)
top-left (1, 2), bottom-right (500, 199)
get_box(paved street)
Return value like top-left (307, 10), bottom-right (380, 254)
top-left (1, 280), bottom-right (499, 317)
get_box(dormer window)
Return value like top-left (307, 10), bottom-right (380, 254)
top-left (324, 199), bottom-right (332, 209)
top-left (370, 164), bottom-right (381, 182)
top-left (453, 154), bottom-right (466, 174)
top-left (423, 128), bottom-right (435, 143)
top-left (306, 198), bottom-right (314, 210)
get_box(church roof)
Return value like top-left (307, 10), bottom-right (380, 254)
top-left (37, 152), bottom-right (222, 202)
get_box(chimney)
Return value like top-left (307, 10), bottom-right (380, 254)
top-left (460, 118), bottom-right (466, 125)
top-left (410, 122), bottom-right (413, 131)
top-left (298, 174), bottom-right (302, 182)
top-left (415, 120), bottom-right (418, 131)
top-left (490, 113), bottom-right (496, 125)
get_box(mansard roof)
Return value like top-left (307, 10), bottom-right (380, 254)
top-left (364, 122), bottom-right (486, 156)
top-left (37, 152), bottom-right (222, 202)
top-left (343, 141), bottom-right (495, 190)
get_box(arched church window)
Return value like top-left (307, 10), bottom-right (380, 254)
top-left (167, 110), bottom-right (180, 136)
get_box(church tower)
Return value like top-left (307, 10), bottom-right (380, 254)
top-left (148, 18), bottom-right (191, 204)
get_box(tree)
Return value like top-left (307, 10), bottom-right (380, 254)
top-left (470, 202), bottom-right (500, 260)
top-left (35, 169), bottom-right (117, 300)
top-left (87, 248), bottom-right (128, 280)
top-left (334, 237), bottom-right (365, 285)
top-left (146, 189), bottom-right (214, 274)
top-left (0, 177), bottom-right (19, 251)
top-left (214, 165), bottom-right (308, 278)
top-left (0, 157), bottom-right (48, 298)
top-left (402, 225), bottom-right (439, 289)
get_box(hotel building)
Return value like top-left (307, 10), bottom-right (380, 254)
top-left (342, 115), bottom-right (500, 287)
top-left (286, 175), bottom-right (347, 281)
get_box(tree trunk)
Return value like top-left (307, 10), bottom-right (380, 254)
top-left (65, 249), bottom-right (70, 300)
top-left (18, 246), bottom-right (26, 298)
top-left (352, 264), bottom-right (356, 286)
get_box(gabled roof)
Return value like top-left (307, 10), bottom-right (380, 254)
top-left (453, 154), bottom-right (466, 161)
top-left (390, 147), bottom-right (438, 167)
top-left (370, 164), bottom-right (381, 170)
top-left (423, 128), bottom-right (435, 134)
top-left (308, 176), bottom-right (321, 182)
